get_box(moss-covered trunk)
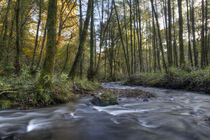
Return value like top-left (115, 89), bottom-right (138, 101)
top-left (39, 0), bottom-right (57, 88)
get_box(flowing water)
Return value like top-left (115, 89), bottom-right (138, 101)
top-left (1, 82), bottom-right (210, 140)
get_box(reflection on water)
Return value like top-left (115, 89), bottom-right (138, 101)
top-left (1, 82), bottom-right (210, 140)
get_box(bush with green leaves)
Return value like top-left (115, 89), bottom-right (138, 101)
top-left (125, 67), bottom-right (210, 93)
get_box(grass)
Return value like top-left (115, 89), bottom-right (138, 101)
top-left (124, 67), bottom-right (210, 93)
top-left (0, 67), bottom-right (101, 109)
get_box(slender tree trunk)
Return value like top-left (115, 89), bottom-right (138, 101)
top-left (186, 0), bottom-right (193, 67)
top-left (190, 0), bottom-right (198, 67)
top-left (1, 0), bottom-right (12, 63)
top-left (177, 0), bottom-right (185, 67)
top-left (150, 0), bottom-right (167, 73)
top-left (6, 13), bottom-right (15, 66)
top-left (79, 0), bottom-right (83, 79)
top-left (172, 1), bottom-right (178, 67)
top-left (88, 0), bottom-right (94, 80)
top-left (95, 0), bottom-right (107, 75)
top-left (123, 0), bottom-right (130, 73)
top-left (163, 0), bottom-right (169, 67)
top-left (129, 0), bottom-right (133, 74)
top-left (14, 0), bottom-right (21, 75)
top-left (112, 0), bottom-right (130, 76)
top-left (68, 0), bottom-right (92, 79)
top-left (137, 0), bottom-right (143, 72)
top-left (133, 4), bottom-right (137, 73)
top-left (168, 0), bottom-right (173, 66)
top-left (35, 20), bottom-right (47, 71)
top-left (152, 9), bottom-right (157, 72)
top-left (61, 43), bottom-right (70, 73)
top-left (205, 0), bottom-right (208, 65)
top-left (201, 0), bottom-right (205, 68)
top-left (31, 0), bottom-right (42, 71)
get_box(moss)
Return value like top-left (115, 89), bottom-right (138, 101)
top-left (91, 93), bottom-right (119, 106)
top-left (0, 100), bottom-right (13, 109)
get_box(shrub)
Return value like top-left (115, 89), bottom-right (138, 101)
top-left (124, 67), bottom-right (210, 93)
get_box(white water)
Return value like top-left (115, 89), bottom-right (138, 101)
top-left (0, 82), bottom-right (210, 140)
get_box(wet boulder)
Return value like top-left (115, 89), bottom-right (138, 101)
top-left (143, 98), bottom-right (149, 102)
top-left (91, 93), bottom-right (119, 106)
top-left (205, 117), bottom-right (210, 121)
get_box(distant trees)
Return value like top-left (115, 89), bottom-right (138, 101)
top-left (0, 0), bottom-right (209, 81)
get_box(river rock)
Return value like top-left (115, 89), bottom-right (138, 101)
top-left (143, 98), bottom-right (149, 102)
top-left (91, 93), bottom-right (119, 106)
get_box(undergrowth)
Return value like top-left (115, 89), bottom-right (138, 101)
top-left (125, 67), bottom-right (210, 93)
top-left (0, 67), bottom-right (101, 109)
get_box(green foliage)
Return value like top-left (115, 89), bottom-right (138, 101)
top-left (125, 67), bottom-right (210, 93)
top-left (91, 93), bottom-right (119, 106)
top-left (0, 67), bottom-right (102, 109)
top-left (33, 88), bottom-right (53, 105)
top-left (73, 79), bottom-right (101, 91)
top-left (0, 100), bottom-right (13, 109)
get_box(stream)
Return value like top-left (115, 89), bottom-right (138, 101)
top-left (1, 82), bottom-right (210, 140)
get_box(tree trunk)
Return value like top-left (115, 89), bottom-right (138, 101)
top-left (68, 0), bottom-right (93, 79)
top-left (205, 0), bottom-right (208, 65)
top-left (113, 0), bottom-right (130, 76)
top-left (150, 0), bottom-right (167, 73)
top-left (35, 21), bottom-right (47, 71)
top-left (201, 0), bottom-right (205, 68)
top-left (137, 0), bottom-right (143, 72)
top-left (173, 1), bottom-right (178, 67)
top-left (190, 0), bottom-right (198, 67)
top-left (177, 0), bottom-right (185, 67)
top-left (61, 43), bottom-right (70, 73)
top-left (129, 0), bottom-right (133, 74)
top-left (123, 0), bottom-right (130, 73)
top-left (31, 0), bottom-right (42, 71)
top-left (79, 0), bottom-right (83, 79)
top-left (168, 0), bottom-right (173, 66)
top-left (0, 0), bottom-right (12, 62)
top-left (39, 0), bottom-right (58, 87)
top-left (88, 0), bottom-right (94, 80)
top-left (152, 9), bottom-right (157, 72)
top-left (14, 0), bottom-right (21, 75)
top-left (186, 0), bottom-right (193, 67)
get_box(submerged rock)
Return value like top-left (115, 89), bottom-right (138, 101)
top-left (91, 93), bottom-right (119, 106)
top-left (143, 98), bottom-right (149, 102)
top-left (205, 117), bottom-right (210, 121)
top-left (63, 112), bottom-right (74, 119)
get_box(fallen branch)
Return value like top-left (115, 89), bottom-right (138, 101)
top-left (0, 90), bottom-right (18, 96)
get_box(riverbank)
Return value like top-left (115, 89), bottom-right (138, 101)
top-left (0, 73), bottom-right (154, 109)
top-left (1, 82), bottom-right (210, 140)
top-left (0, 72), bottom-right (101, 109)
top-left (124, 67), bottom-right (210, 94)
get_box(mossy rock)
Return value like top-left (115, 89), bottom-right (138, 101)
top-left (91, 93), bottom-right (119, 106)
